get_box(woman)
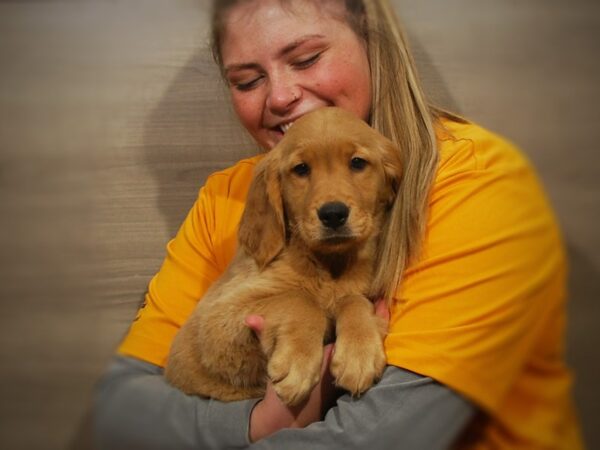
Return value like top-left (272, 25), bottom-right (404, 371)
top-left (93, 0), bottom-right (583, 448)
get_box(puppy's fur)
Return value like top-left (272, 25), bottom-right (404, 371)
top-left (165, 107), bottom-right (402, 405)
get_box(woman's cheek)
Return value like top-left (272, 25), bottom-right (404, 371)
top-left (321, 59), bottom-right (357, 95)
top-left (231, 95), bottom-right (256, 127)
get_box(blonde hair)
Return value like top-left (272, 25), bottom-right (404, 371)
top-left (211, 0), bottom-right (445, 301)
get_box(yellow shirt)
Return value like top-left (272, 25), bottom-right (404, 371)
top-left (118, 119), bottom-right (583, 449)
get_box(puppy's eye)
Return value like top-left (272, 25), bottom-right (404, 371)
top-left (350, 157), bottom-right (368, 171)
top-left (292, 162), bottom-right (310, 177)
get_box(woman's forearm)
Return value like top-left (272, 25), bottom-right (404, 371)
top-left (250, 366), bottom-right (477, 450)
top-left (93, 356), bottom-right (476, 450)
top-left (93, 355), bottom-right (258, 450)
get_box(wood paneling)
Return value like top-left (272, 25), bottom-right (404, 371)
top-left (0, 1), bottom-right (598, 448)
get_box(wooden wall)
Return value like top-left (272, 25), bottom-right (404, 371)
top-left (0, 1), bottom-right (598, 448)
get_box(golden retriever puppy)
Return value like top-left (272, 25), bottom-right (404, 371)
top-left (165, 107), bottom-right (402, 406)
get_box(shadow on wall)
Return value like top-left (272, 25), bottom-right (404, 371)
top-left (566, 242), bottom-right (600, 448)
top-left (141, 48), bottom-right (257, 238)
top-left (409, 37), bottom-right (462, 116)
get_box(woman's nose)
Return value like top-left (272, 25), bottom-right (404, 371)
top-left (266, 74), bottom-right (301, 114)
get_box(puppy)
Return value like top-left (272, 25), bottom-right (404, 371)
top-left (165, 107), bottom-right (402, 405)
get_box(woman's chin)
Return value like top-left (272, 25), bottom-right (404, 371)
top-left (261, 129), bottom-right (284, 150)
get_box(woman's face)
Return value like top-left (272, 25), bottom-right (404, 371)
top-left (220, 0), bottom-right (372, 150)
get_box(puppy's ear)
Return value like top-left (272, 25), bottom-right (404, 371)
top-left (238, 153), bottom-right (286, 269)
top-left (378, 138), bottom-right (403, 202)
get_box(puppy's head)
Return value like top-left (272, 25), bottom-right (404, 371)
top-left (239, 107), bottom-right (402, 266)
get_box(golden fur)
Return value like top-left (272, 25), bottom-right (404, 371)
top-left (165, 107), bottom-right (402, 405)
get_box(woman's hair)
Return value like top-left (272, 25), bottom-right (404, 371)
top-left (211, 0), bottom-right (446, 301)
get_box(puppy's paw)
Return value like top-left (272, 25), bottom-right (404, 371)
top-left (268, 345), bottom-right (322, 406)
top-left (330, 329), bottom-right (386, 396)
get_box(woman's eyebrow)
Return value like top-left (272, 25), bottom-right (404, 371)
top-left (277, 34), bottom-right (326, 57)
top-left (224, 34), bottom-right (326, 75)
top-left (224, 62), bottom-right (261, 76)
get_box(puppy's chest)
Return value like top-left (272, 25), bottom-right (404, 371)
top-left (271, 257), bottom-right (371, 310)
top-left (312, 270), bottom-right (367, 294)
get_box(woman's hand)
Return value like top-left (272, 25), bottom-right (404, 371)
top-left (245, 299), bottom-right (390, 442)
top-left (374, 297), bottom-right (391, 325)
top-left (245, 314), bottom-right (337, 442)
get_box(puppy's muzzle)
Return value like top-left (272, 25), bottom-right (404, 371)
top-left (318, 202), bottom-right (350, 230)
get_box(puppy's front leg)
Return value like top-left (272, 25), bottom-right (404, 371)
top-left (260, 292), bottom-right (329, 406)
top-left (330, 295), bottom-right (386, 396)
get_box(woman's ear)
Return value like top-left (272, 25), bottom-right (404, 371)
top-left (238, 153), bottom-right (286, 269)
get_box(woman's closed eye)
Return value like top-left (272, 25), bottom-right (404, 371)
top-left (232, 75), bottom-right (264, 92)
top-left (292, 52), bottom-right (322, 70)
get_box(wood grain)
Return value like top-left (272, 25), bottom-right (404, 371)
top-left (0, 0), bottom-right (598, 448)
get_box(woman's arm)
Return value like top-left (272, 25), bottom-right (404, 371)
top-left (94, 355), bottom-right (476, 450)
top-left (93, 355), bottom-right (258, 450)
top-left (249, 365), bottom-right (477, 450)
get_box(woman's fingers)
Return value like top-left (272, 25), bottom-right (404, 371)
top-left (244, 314), bottom-right (265, 338)
top-left (374, 298), bottom-right (390, 323)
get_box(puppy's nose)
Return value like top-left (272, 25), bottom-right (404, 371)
top-left (318, 202), bottom-right (349, 229)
